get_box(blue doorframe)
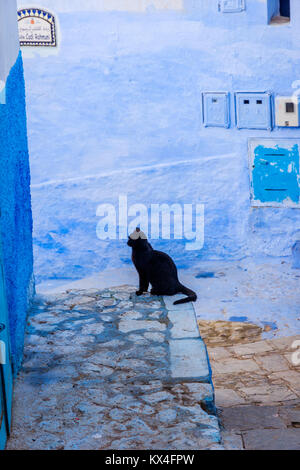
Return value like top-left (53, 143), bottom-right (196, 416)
top-left (0, 233), bottom-right (13, 450)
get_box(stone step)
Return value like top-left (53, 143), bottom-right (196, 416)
top-left (164, 294), bottom-right (214, 397)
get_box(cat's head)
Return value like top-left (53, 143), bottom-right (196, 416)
top-left (127, 228), bottom-right (148, 250)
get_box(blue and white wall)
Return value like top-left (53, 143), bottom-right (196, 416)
top-left (18, 0), bottom-right (300, 285)
top-left (0, 0), bottom-right (34, 371)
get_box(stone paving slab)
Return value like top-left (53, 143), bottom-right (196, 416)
top-left (220, 405), bottom-right (286, 431)
top-left (221, 431), bottom-right (244, 450)
top-left (7, 286), bottom-right (221, 450)
top-left (242, 428), bottom-right (300, 450)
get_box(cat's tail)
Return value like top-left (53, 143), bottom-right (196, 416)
top-left (174, 284), bottom-right (197, 305)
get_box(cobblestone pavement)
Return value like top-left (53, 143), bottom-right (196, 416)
top-left (202, 329), bottom-right (300, 450)
top-left (7, 286), bottom-right (222, 450)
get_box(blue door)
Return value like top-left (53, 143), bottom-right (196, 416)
top-left (280, 0), bottom-right (290, 18)
top-left (0, 237), bottom-right (13, 450)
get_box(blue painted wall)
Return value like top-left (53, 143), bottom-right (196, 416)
top-left (0, 52), bottom-right (34, 371)
top-left (19, 0), bottom-right (300, 284)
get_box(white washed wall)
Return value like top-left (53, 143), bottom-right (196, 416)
top-left (0, 0), bottom-right (20, 84)
top-left (17, 0), bottom-right (184, 13)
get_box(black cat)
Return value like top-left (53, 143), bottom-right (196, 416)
top-left (127, 228), bottom-right (197, 305)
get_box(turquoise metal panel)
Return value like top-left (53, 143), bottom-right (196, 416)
top-left (249, 138), bottom-right (300, 207)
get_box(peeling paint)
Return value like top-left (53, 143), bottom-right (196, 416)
top-left (252, 144), bottom-right (299, 205)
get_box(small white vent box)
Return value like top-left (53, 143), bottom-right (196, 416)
top-left (275, 96), bottom-right (299, 127)
top-left (219, 0), bottom-right (245, 13)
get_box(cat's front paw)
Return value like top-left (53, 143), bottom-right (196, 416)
top-left (136, 290), bottom-right (144, 296)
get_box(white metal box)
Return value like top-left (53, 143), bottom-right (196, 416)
top-left (219, 0), bottom-right (245, 13)
top-left (275, 96), bottom-right (300, 128)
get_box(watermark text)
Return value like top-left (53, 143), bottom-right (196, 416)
top-left (96, 195), bottom-right (204, 251)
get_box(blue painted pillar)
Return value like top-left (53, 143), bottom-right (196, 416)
top-left (0, 234), bottom-right (13, 450)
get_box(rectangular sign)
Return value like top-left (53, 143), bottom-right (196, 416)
top-left (18, 9), bottom-right (57, 47)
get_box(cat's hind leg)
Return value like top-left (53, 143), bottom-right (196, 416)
top-left (150, 288), bottom-right (160, 296)
top-left (150, 287), bottom-right (177, 296)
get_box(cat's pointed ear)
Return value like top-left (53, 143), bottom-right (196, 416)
top-left (140, 231), bottom-right (147, 240)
